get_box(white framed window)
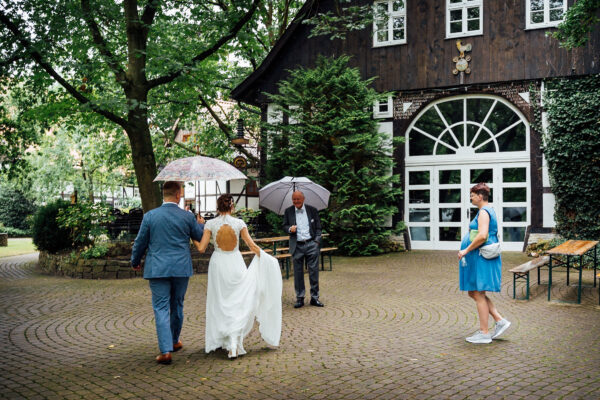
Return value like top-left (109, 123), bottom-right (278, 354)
top-left (373, 96), bottom-right (393, 119)
top-left (373, 0), bottom-right (407, 47)
top-left (446, 0), bottom-right (482, 38)
top-left (266, 103), bottom-right (283, 124)
top-left (526, 0), bottom-right (567, 29)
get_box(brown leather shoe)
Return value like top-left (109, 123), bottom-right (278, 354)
top-left (156, 352), bottom-right (172, 365)
top-left (172, 341), bottom-right (183, 352)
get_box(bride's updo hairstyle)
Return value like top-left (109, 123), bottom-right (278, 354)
top-left (216, 194), bottom-right (234, 214)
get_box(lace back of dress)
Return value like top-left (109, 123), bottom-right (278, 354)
top-left (213, 216), bottom-right (239, 252)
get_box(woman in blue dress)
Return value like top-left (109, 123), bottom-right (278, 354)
top-left (458, 183), bottom-right (511, 344)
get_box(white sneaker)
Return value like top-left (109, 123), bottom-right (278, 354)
top-left (492, 318), bottom-right (511, 339)
top-left (466, 330), bottom-right (492, 344)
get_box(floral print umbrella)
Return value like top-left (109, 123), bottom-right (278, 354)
top-left (153, 156), bottom-right (247, 182)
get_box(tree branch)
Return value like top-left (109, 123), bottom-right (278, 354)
top-left (140, 0), bottom-right (160, 27)
top-left (0, 9), bottom-right (128, 129)
top-left (80, 0), bottom-right (127, 87)
top-left (146, 0), bottom-right (261, 90)
top-left (198, 94), bottom-right (258, 163)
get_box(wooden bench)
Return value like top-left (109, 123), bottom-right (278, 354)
top-left (320, 247), bottom-right (338, 271)
top-left (274, 253), bottom-right (292, 279)
top-left (509, 256), bottom-right (549, 300)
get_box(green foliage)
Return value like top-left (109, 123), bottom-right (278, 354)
top-left (56, 202), bottom-right (115, 247)
top-left (264, 211), bottom-right (286, 236)
top-left (266, 55), bottom-right (403, 256)
top-left (0, 183), bottom-right (36, 231)
top-left (31, 200), bottom-right (73, 253)
top-left (303, 2), bottom-right (374, 40)
top-left (540, 74), bottom-right (600, 239)
top-left (80, 244), bottom-right (109, 259)
top-left (551, 0), bottom-right (600, 49)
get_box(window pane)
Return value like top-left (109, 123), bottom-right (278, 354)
top-left (437, 100), bottom-right (464, 127)
top-left (450, 9), bottom-right (463, 22)
top-left (435, 138), bottom-right (457, 155)
top-left (549, 8), bottom-right (564, 21)
top-left (440, 227), bottom-right (461, 241)
top-left (379, 101), bottom-right (389, 113)
top-left (450, 21), bottom-right (462, 33)
top-left (409, 208), bottom-right (430, 222)
top-left (484, 102), bottom-right (521, 135)
top-left (439, 170), bottom-right (461, 184)
top-left (409, 190), bottom-right (430, 204)
top-left (496, 122), bottom-right (526, 152)
top-left (466, 98), bottom-right (495, 124)
top-left (503, 207), bottom-right (527, 222)
top-left (467, 7), bottom-right (480, 18)
top-left (414, 107), bottom-right (445, 135)
top-left (531, 11), bottom-right (544, 24)
top-left (470, 169), bottom-right (493, 183)
top-left (503, 168), bottom-right (526, 182)
top-left (467, 18), bottom-right (480, 31)
top-left (393, 28), bottom-right (405, 40)
top-left (409, 131), bottom-right (435, 155)
top-left (468, 124), bottom-right (493, 153)
top-left (439, 189), bottom-right (461, 203)
top-left (503, 227), bottom-right (525, 242)
top-left (393, 16), bottom-right (405, 29)
top-left (376, 3), bottom-right (388, 14)
top-left (377, 30), bottom-right (389, 42)
top-left (440, 208), bottom-right (461, 222)
top-left (469, 207), bottom-right (478, 220)
top-left (450, 0), bottom-right (463, 3)
top-left (409, 170), bottom-right (430, 185)
top-left (410, 227), bottom-right (430, 241)
top-left (503, 188), bottom-right (527, 202)
top-left (549, 0), bottom-right (564, 9)
top-left (530, 0), bottom-right (544, 11)
top-left (393, 0), bottom-right (405, 12)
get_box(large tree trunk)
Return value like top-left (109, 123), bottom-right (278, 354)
top-left (126, 92), bottom-right (162, 212)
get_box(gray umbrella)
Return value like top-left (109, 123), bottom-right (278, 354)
top-left (259, 176), bottom-right (330, 215)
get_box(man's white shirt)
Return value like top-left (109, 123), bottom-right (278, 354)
top-left (294, 205), bottom-right (311, 241)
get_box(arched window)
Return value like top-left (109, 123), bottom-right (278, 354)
top-left (407, 96), bottom-right (527, 158)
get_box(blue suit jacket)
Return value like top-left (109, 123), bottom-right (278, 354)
top-left (131, 203), bottom-right (204, 279)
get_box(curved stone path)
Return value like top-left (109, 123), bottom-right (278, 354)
top-left (0, 251), bottom-right (599, 399)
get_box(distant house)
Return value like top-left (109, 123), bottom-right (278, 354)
top-left (232, 0), bottom-right (600, 250)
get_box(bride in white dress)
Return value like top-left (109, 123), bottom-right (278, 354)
top-left (194, 194), bottom-right (282, 358)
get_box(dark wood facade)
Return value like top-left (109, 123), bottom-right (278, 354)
top-left (232, 0), bottom-right (599, 249)
top-left (233, 0), bottom-right (600, 104)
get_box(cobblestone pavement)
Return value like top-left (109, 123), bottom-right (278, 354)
top-left (1, 251), bottom-right (599, 400)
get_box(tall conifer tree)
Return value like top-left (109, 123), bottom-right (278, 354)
top-left (266, 56), bottom-right (403, 256)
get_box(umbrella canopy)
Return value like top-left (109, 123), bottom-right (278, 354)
top-left (153, 156), bottom-right (247, 182)
top-left (259, 176), bottom-right (330, 215)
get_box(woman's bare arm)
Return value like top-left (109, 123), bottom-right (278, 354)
top-left (193, 229), bottom-right (212, 253)
top-left (240, 227), bottom-right (261, 257)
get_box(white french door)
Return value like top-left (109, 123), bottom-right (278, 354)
top-left (405, 163), bottom-right (529, 251)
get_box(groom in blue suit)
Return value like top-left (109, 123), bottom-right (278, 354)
top-left (131, 181), bottom-right (204, 364)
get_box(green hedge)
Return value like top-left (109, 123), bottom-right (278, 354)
top-left (0, 184), bottom-right (37, 231)
top-left (32, 200), bottom-right (73, 253)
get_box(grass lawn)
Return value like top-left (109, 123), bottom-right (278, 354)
top-left (0, 238), bottom-right (37, 258)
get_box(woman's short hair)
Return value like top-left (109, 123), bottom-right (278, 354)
top-left (470, 182), bottom-right (490, 201)
top-left (162, 181), bottom-right (181, 198)
top-left (216, 194), bottom-right (234, 213)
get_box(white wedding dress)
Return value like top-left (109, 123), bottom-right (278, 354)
top-left (204, 215), bottom-right (282, 356)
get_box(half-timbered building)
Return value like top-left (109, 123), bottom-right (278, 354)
top-left (232, 0), bottom-right (600, 251)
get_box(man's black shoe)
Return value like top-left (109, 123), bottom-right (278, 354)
top-left (294, 299), bottom-right (304, 308)
top-left (310, 299), bottom-right (324, 307)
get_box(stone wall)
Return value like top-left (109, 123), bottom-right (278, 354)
top-left (37, 245), bottom-right (257, 279)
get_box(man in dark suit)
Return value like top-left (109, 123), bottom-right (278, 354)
top-left (131, 181), bottom-right (204, 364)
top-left (282, 190), bottom-right (323, 308)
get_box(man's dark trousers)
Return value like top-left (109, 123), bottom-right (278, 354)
top-left (293, 240), bottom-right (320, 300)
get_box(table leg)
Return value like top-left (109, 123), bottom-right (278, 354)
top-left (578, 254), bottom-right (583, 304)
top-left (566, 255), bottom-right (570, 286)
top-left (594, 245), bottom-right (597, 288)
top-left (548, 255), bottom-right (553, 301)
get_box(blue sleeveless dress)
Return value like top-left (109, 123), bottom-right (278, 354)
top-left (459, 206), bottom-right (502, 292)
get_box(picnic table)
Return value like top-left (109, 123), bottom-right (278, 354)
top-left (546, 240), bottom-right (598, 304)
top-left (253, 234), bottom-right (336, 279)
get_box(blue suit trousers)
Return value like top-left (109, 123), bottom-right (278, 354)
top-left (148, 277), bottom-right (189, 354)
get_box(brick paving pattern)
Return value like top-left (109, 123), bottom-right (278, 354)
top-left (0, 251), bottom-right (599, 399)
